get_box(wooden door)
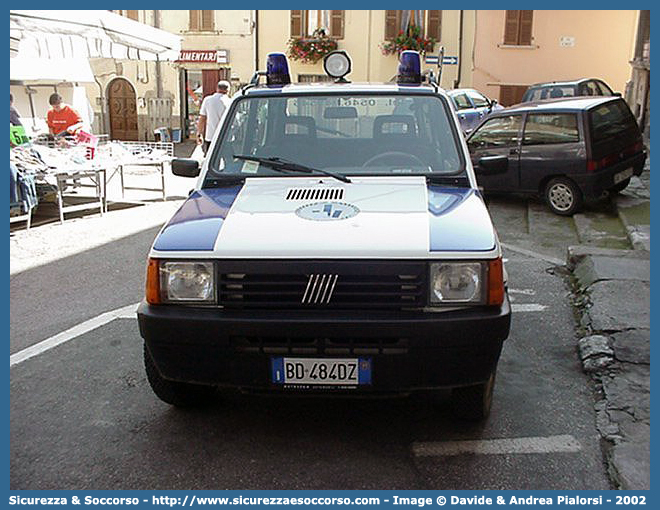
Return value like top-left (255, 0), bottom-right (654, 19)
top-left (201, 68), bottom-right (231, 100)
top-left (108, 78), bottom-right (138, 141)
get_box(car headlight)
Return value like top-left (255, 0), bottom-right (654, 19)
top-left (430, 262), bottom-right (484, 304)
top-left (159, 261), bottom-right (216, 303)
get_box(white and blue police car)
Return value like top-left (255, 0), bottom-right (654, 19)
top-left (138, 51), bottom-right (511, 421)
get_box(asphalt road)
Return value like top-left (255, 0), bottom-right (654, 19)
top-left (10, 196), bottom-right (622, 490)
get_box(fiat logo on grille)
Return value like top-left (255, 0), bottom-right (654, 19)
top-left (295, 202), bottom-right (359, 221)
top-left (302, 274), bottom-right (339, 304)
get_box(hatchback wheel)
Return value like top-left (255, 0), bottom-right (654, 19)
top-left (144, 343), bottom-right (214, 407)
top-left (544, 177), bottom-right (582, 216)
top-left (451, 371), bottom-right (496, 422)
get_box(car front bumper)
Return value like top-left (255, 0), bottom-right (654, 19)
top-left (137, 298), bottom-right (511, 394)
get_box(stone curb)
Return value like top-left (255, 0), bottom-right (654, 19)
top-left (567, 247), bottom-right (650, 490)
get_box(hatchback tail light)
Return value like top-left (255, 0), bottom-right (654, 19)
top-left (587, 141), bottom-right (644, 173)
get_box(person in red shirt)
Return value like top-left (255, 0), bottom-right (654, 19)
top-left (46, 93), bottom-right (83, 136)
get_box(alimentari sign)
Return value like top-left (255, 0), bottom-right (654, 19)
top-left (177, 50), bottom-right (229, 64)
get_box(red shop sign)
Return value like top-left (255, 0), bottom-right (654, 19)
top-left (176, 50), bottom-right (229, 64)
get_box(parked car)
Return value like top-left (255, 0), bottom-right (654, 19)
top-left (467, 96), bottom-right (646, 215)
top-left (521, 78), bottom-right (618, 103)
top-left (137, 51), bottom-right (511, 422)
top-left (447, 88), bottom-right (504, 134)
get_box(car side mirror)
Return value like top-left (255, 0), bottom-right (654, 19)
top-left (613, 92), bottom-right (622, 97)
top-left (476, 155), bottom-right (508, 175)
top-left (172, 158), bottom-right (200, 177)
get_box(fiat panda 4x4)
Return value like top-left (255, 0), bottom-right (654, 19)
top-left (138, 51), bottom-right (511, 421)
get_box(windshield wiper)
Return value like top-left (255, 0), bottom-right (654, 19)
top-left (233, 155), bottom-right (352, 184)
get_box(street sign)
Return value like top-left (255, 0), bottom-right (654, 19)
top-left (425, 55), bottom-right (459, 65)
top-left (176, 49), bottom-right (230, 64)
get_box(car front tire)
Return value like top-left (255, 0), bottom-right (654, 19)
top-left (545, 177), bottom-right (583, 216)
top-left (451, 371), bottom-right (496, 422)
top-left (144, 343), bottom-right (214, 407)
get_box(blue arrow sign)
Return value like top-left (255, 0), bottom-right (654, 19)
top-left (425, 56), bottom-right (459, 65)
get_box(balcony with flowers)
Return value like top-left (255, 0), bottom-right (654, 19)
top-left (380, 24), bottom-right (435, 57)
top-left (287, 28), bottom-right (339, 65)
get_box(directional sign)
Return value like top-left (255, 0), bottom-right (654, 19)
top-left (425, 55), bottom-right (459, 65)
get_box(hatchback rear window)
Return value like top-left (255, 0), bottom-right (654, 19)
top-left (589, 100), bottom-right (637, 142)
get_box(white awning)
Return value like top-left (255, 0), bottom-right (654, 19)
top-left (10, 57), bottom-right (95, 83)
top-left (10, 10), bottom-right (181, 61)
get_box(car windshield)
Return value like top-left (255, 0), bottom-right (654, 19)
top-left (204, 93), bottom-right (465, 185)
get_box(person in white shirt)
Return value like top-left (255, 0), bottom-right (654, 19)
top-left (197, 80), bottom-right (231, 155)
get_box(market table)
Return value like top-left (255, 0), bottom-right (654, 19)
top-left (54, 167), bottom-right (107, 224)
top-left (106, 141), bottom-right (174, 201)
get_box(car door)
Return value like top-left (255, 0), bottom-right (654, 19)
top-left (451, 92), bottom-right (479, 133)
top-left (467, 114), bottom-right (523, 192)
top-left (518, 112), bottom-right (584, 192)
top-left (465, 90), bottom-right (493, 127)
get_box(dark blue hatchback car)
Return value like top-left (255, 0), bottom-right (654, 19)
top-left (466, 96), bottom-right (646, 215)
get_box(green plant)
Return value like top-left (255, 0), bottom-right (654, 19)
top-left (288, 28), bottom-right (339, 64)
top-left (380, 24), bottom-right (435, 56)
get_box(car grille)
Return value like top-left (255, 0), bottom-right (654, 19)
top-left (232, 336), bottom-right (410, 355)
top-left (217, 261), bottom-right (426, 310)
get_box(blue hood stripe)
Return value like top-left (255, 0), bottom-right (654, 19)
top-left (428, 186), bottom-right (496, 252)
top-left (153, 186), bottom-right (243, 251)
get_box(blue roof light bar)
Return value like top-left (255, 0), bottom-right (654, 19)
top-left (397, 50), bottom-right (422, 85)
top-left (266, 53), bottom-right (291, 86)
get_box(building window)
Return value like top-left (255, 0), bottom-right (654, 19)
top-left (385, 10), bottom-right (442, 41)
top-left (189, 10), bottom-right (214, 32)
top-left (114, 10), bottom-right (139, 21)
top-left (290, 10), bottom-right (344, 39)
top-left (503, 10), bottom-right (533, 46)
top-left (499, 85), bottom-right (528, 107)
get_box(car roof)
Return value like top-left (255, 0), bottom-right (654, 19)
top-left (526, 78), bottom-right (601, 88)
top-left (447, 88), bottom-right (480, 96)
top-left (494, 96), bottom-right (621, 114)
top-left (242, 82), bottom-right (445, 96)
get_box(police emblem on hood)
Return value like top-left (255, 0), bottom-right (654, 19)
top-left (295, 202), bottom-right (360, 221)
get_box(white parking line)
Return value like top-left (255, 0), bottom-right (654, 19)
top-left (413, 434), bottom-right (581, 457)
top-left (511, 304), bottom-right (547, 312)
top-left (10, 303), bottom-right (140, 367)
top-left (508, 288), bottom-right (537, 296)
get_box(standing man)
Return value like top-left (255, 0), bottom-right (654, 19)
top-left (47, 93), bottom-right (83, 136)
top-left (10, 93), bottom-right (22, 126)
top-left (197, 80), bottom-right (231, 155)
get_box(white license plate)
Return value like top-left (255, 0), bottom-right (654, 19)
top-left (271, 357), bottom-right (371, 386)
top-left (614, 167), bottom-right (633, 184)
